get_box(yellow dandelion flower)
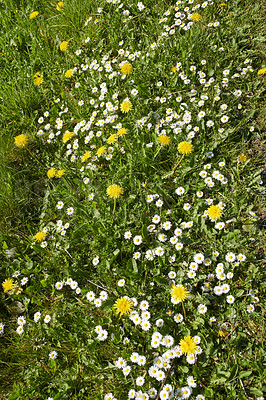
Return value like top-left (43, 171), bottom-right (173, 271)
top-left (29, 11), bottom-right (39, 19)
top-left (171, 284), bottom-right (189, 303)
top-left (219, 3), bottom-right (227, 6)
top-left (2, 278), bottom-right (14, 293)
top-left (55, 169), bottom-right (65, 178)
top-left (117, 128), bottom-right (128, 137)
top-left (47, 168), bottom-right (57, 179)
top-left (179, 336), bottom-right (197, 355)
top-left (172, 66), bottom-right (178, 72)
top-left (62, 132), bottom-right (73, 143)
top-left (120, 98), bottom-right (133, 113)
top-left (65, 69), bottom-right (73, 78)
top-left (60, 41), bottom-right (69, 52)
top-left (33, 72), bottom-right (43, 86)
top-left (191, 13), bottom-right (201, 21)
top-left (207, 205), bottom-right (222, 220)
top-left (120, 61), bottom-right (133, 75)
top-left (178, 141), bottom-right (194, 155)
top-left (107, 184), bottom-right (124, 199)
top-left (239, 154), bottom-right (247, 163)
top-left (14, 134), bottom-right (28, 148)
top-left (158, 135), bottom-right (171, 146)
top-left (218, 330), bottom-right (227, 337)
top-left (107, 134), bottom-right (118, 144)
top-left (114, 296), bottom-right (133, 317)
top-left (97, 146), bottom-right (106, 156)
top-left (34, 231), bottom-right (46, 242)
top-left (81, 151), bottom-right (91, 162)
top-left (258, 68), bottom-right (266, 75)
top-left (56, 1), bottom-right (64, 11)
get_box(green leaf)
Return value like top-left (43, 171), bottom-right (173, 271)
top-left (8, 390), bottom-right (21, 400)
top-left (239, 370), bottom-right (252, 379)
top-left (249, 388), bottom-right (264, 397)
top-left (40, 279), bottom-right (47, 287)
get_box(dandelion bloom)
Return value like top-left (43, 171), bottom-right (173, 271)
top-left (107, 185), bottom-right (124, 199)
top-left (2, 278), bottom-right (14, 293)
top-left (158, 135), bottom-right (171, 146)
top-left (34, 232), bottom-right (46, 242)
top-left (55, 169), bottom-right (65, 178)
top-left (14, 134), bottom-right (28, 148)
top-left (178, 141), bottom-right (194, 155)
top-left (219, 3), bottom-right (227, 6)
top-left (171, 284), bottom-right (189, 303)
top-left (120, 62), bottom-right (133, 75)
top-left (239, 154), bottom-right (247, 163)
top-left (60, 41), bottom-right (69, 51)
top-left (117, 128), bottom-right (128, 136)
top-left (97, 146), bottom-right (106, 156)
top-left (179, 336), bottom-right (197, 355)
top-left (172, 66), bottom-right (178, 72)
top-left (114, 297), bottom-right (133, 317)
top-left (258, 68), bottom-right (266, 75)
top-left (62, 132), bottom-right (73, 143)
top-left (81, 151), bottom-right (91, 162)
top-left (107, 134), bottom-right (118, 144)
top-left (218, 330), bottom-right (227, 337)
top-left (47, 168), bottom-right (57, 179)
top-left (56, 1), bottom-right (64, 11)
top-left (120, 98), bottom-right (133, 113)
top-left (191, 13), bottom-right (201, 21)
top-left (29, 11), bottom-right (39, 19)
top-left (65, 69), bottom-right (73, 78)
top-left (33, 72), bottom-right (43, 86)
top-left (207, 205), bottom-right (222, 220)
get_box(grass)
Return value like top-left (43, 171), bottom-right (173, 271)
top-left (0, 0), bottom-right (265, 399)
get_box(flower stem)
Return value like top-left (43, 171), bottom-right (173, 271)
top-left (112, 198), bottom-right (116, 215)
top-left (181, 300), bottom-right (187, 320)
top-left (26, 148), bottom-right (40, 163)
top-left (154, 145), bottom-right (162, 159)
top-left (172, 154), bottom-right (184, 172)
top-left (41, 86), bottom-right (49, 109)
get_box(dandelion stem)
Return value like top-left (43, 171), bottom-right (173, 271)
top-left (172, 154), bottom-right (184, 172)
top-left (26, 148), bottom-right (40, 163)
top-left (112, 198), bottom-right (116, 215)
top-left (41, 86), bottom-right (49, 109)
top-left (181, 300), bottom-right (187, 320)
top-left (154, 146), bottom-right (162, 159)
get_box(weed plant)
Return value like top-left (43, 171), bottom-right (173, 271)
top-left (0, 0), bottom-right (265, 399)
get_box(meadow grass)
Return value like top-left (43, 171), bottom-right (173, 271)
top-left (0, 0), bottom-right (265, 399)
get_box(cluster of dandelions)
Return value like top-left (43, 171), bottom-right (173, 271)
top-left (111, 293), bottom-right (204, 398)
